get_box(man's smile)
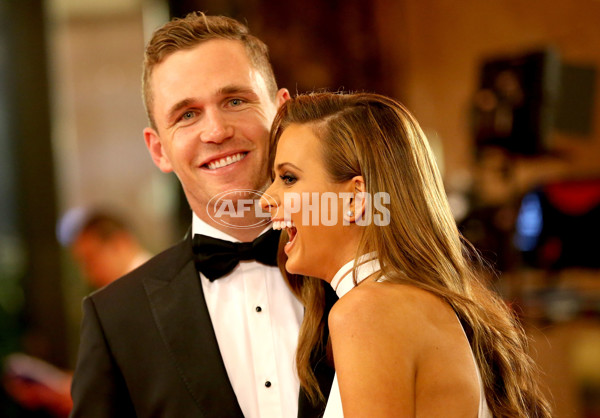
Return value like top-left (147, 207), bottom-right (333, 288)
top-left (202, 151), bottom-right (248, 170)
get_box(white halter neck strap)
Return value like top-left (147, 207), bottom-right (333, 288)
top-left (330, 253), bottom-right (381, 298)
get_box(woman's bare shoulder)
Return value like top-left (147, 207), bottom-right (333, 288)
top-left (328, 280), bottom-right (455, 349)
top-left (328, 279), bottom-right (481, 417)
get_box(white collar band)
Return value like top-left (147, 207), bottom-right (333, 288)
top-left (330, 253), bottom-right (380, 298)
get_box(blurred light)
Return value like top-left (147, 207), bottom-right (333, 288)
top-left (514, 192), bottom-right (543, 251)
top-left (56, 206), bottom-right (90, 247)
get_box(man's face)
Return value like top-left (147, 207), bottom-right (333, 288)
top-left (144, 39), bottom-right (288, 220)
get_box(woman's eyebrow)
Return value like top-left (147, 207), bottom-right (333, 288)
top-left (276, 162), bottom-right (304, 172)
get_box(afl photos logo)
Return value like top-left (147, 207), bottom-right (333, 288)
top-left (207, 189), bottom-right (276, 229)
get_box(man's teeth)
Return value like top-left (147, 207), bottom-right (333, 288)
top-left (206, 152), bottom-right (246, 170)
top-left (272, 220), bottom-right (295, 230)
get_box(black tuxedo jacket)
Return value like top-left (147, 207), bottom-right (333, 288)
top-left (70, 233), bottom-right (335, 417)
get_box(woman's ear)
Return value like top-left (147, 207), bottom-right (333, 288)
top-left (343, 176), bottom-right (366, 224)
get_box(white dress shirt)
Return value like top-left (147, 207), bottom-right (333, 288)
top-left (193, 213), bottom-right (303, 418)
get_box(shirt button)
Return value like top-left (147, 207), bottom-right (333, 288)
top-left (265, 381), bottom-right (271, 388)
top-left (255, 306), bottom-right (262, 312)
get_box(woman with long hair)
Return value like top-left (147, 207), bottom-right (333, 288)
top-left (260, 92), bottom-right (552, 417)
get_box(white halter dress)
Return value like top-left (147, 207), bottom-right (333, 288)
top-left (323, 257), bottom-right (492, 418)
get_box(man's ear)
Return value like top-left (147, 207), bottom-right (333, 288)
top-left (143, 127), bottom-right (173, 173)
top-left (276, 88), bottom-right (291, 107)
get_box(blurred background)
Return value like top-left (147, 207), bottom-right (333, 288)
top-left (0, 0), bottom-right (599, 416)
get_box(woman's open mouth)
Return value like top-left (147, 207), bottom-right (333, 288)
top-left (272, 219), bottom-right (298, 254)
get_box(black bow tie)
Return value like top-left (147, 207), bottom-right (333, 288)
top-left (192, 228), bottom-right (281, 281)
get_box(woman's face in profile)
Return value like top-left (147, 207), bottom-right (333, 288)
top-left (262, 123), bottom-right (355, 281)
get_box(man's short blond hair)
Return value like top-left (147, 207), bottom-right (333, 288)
top-left (142, 12), bottom-right (279, 129)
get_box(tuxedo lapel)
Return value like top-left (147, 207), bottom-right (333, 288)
top-left (143, 238), bottom-right (244, 418)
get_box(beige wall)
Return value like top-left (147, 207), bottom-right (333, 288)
top-left (47, 5), bottom-right (175, 253)
top-left (45, 1), bottom-right (173, 364)
top-left (376, 0), bottom-right (600, 186)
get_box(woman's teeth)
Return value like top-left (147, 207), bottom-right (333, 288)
top-left (273, 220), bottom-right (297, 248)
top-left (206, 152), bottom-right (246, 170)
top-left (272, 220), bottom-right (295, 230)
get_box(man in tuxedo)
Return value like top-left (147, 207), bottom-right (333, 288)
top-left (70, 12), bottom-right (334, 418)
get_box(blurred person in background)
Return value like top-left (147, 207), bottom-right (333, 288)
top-left (1, 208), bottom-right (152, 417)
top-left (57, 207), bottom-right (152, 289)
top-left (69, 12), bottom-right (335, 418)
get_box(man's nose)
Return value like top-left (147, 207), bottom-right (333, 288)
top-left (200, 108), bottom-right (233, 144)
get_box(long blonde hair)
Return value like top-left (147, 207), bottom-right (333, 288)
top-left (270, 92), bottom-right (552, 417)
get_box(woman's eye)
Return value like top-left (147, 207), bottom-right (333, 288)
top-left (280, 173), bottom-right (297, 185)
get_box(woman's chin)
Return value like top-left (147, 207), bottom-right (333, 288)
top-left (284, 258), bottom-right (300, 275)
top-left (284, 257), bottom-right (309, 277)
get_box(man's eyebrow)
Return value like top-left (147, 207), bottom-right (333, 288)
top-left (276, 162), bottom-right (303, 172)
top-left (218, 85), bottom-right (258, 97)
top-left (166, 98), bottom-right (194, 124)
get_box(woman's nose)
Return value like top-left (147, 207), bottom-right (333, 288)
top-left (260, 184), bottom-right (279, 216)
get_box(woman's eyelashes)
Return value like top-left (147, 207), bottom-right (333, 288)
top-left (279, 171), bottom-right (298, 185)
